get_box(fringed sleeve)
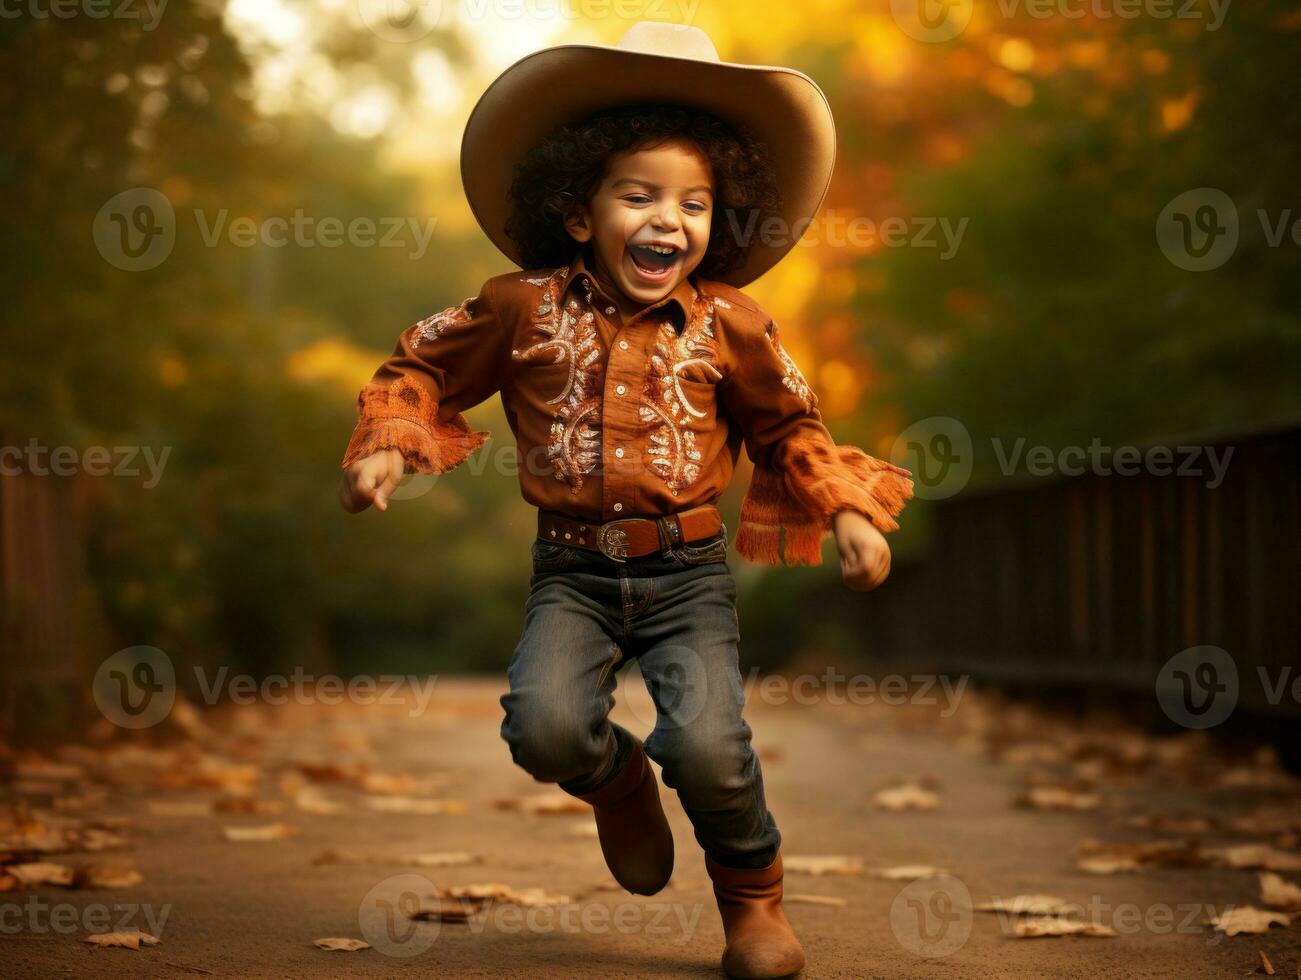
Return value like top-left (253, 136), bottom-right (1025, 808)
top-left (719, 311), bottom-right (913, 567)
top-left (340, 280), bottom-right (507, 475)
top-left (735, 433), bottom-right (914, 566)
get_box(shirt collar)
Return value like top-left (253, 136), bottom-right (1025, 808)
top-left (561, 249), bottom-right (697, 331)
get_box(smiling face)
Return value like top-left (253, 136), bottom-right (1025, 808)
top-left (564, 138), bottom-right (714, 316)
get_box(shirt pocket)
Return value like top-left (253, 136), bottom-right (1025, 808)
top-left (674, 377), bottom-right (718, 430)
top-left (514, 356), bottom-right (579, 406)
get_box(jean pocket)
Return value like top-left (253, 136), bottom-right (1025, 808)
top-left (670, 526), bottom-right (730, 566)
top-left (531, 537), bottom-right (584, 572)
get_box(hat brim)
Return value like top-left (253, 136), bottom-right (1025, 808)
top-left (460, 44), bottom-right (835, 289)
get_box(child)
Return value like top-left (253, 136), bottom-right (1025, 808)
top-left (339, 22), bottom-right (912, 979)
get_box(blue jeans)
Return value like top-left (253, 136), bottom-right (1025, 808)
top-left (499, 526), bottom-right (781, 869)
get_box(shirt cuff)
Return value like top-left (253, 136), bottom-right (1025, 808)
top-left (340, 377), bottom-right (490, 474)
top-left (735, 432), bottom-right (913, 567)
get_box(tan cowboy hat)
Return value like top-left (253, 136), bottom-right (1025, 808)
top-left (460, 21), bottom-right (835, 289)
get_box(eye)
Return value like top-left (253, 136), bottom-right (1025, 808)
top-left (624, 194), bottom-right (652, 205)
top-left (683, 201), bottom-right (709, 213)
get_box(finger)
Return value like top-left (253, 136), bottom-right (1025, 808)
top-left (372, 467), bottom-right (403, 512)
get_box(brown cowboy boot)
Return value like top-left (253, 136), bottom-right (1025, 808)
top-left (705, 851), bottom-right (805, 979)
top-left (569, 740), bottom-right (674, 895)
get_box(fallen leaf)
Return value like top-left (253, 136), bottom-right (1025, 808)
top-left (1076, 855), bottom-right (1141, 875)
top-left (1208, 906), bottom-right (1294, 936)
top-left (1212, 845), bottom-right (1301, 873)
top-left (7, 862), bottom-right (75, 887)
top-left (874, 783), bottom-right (940, 812)
top-left (82, 930), bottom-right (161, 949)
top-left (75, 864), bottom-right (144, 889)
top-left (214, 797), bottom-right (283, 816)
top-left (786, 893), bottom-right (848, 907)
top-left (978, 895), bottom-right (1070, 916)
top-left (873, 865), bottom-right (948, 881)
top-left (1012, 917), bottom-right (1117, 938)
top-left (313, 937), bottom-right (370, 952)
top-left (1125, 814), bottom-right (1214, 833)
top-left (433, 883), bottom-right (569, 907)
top-left (406, 852), bottom-right (480, 869)
top-left (784, 855), bottom-right (865, 877)
top-left (221, 823), bottom-right (298, 842)
top-left (1259, 872), bottom-right (1301, 911)
top-left (493, 793), bottom-right (588, 816)
top-left (364, 796), bottom-right (466, 816)
top-left (410, 902), bottom-right (476, 923)
top-left (1257, 948), bottom-right (1276, 975)
top-left (1016, 787), bottom-right (1100, 812)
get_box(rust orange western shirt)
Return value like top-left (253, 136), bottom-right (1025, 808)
top-left (341, 250), bottom-right (912, 565)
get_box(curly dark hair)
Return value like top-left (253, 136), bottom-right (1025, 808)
top-left (504, 103), bottom-right (782, 279)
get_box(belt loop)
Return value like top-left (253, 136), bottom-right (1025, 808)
top-left (656, 516), bottom-right (674, 558)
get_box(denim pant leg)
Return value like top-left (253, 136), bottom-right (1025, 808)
top-left (499, 571), bottom-right (638, 794)
top-left (628, 563), bottom-right (782, 869)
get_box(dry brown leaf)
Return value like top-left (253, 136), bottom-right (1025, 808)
top-left (1259, 872), bottom-right (1301, 911)
top-left (1125, 814), bottom-right (1213, 833)
top-left (1012, 917), bottom-right (1117, 938)
top-left (1257, 948), bottom-right (1276, 976)
top-left (434, 883), bottom-right (569, 907)
top-left (978, 895), bottom-right (1070, 916)
top-left (784, 855), bottom-right (865, 877)
top-left (406, 851), bottom-right (479, 868)
top-left (76, 864), bottom-right (143, 889)
top-left (221, 823), bottom-right (298, 842)
top-left (410, 902), bottom-right (476, 923)
top-left (294, 790), bottom-right (344, 816)
top-left (364, 796), bottom-right (466, 816)
top-left (313, 937), bottom-right (371, 951)
top-left (1016, 787), bottom-right (1100, 812)
top-left (1209, 906), bottom-right (1294, 936)
top-left (873, 865), bottom-right (948, 881)
top-left (493, 793), bottom-right (588, 816)
top-left (82, 930), bottom-right (161, 949)
top-left (1212, 845), bottom-right (1301, 872)
top-left (7, 862), bottom-right (75, 887)
top-left (873, 784), bottom-right (940, 812)
top-left (786, 893), bottom-right (848, 907)
top-left (1077, 855), bottom-right (1141, 875)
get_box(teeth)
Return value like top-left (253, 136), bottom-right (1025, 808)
top-left (643, 244), bottom-right (677, 255)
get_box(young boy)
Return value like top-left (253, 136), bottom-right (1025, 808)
top-left (339, 22), bottom-right (912, 979)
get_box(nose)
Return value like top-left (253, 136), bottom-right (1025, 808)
top-left (650, 198), bottom-right (681, 233)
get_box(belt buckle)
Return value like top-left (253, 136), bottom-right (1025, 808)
top-left (597, 521), bottom-right (632, 563)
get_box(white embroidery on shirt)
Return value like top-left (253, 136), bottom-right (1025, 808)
top-left (768, 320), bottom-right (814, 413)
top-left (639, 293), bottom-right (724, 494)
top-left (409, 297), bottom-right (474, 349)
top-left (512, 267), bottom-right (603, 492)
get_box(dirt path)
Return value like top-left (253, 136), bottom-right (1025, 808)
top-left (3, 673), bottom-right (1300, 978)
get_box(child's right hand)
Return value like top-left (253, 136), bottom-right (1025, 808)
top-left (339, 448), bottom-right (406, 513)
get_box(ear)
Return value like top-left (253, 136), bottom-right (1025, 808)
top-left (564, 203), bottom-right (593, 243)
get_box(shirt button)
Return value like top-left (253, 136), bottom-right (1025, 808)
top-left (614, 447), bottom-right (624, 458)
top-left (618, 340), bottom-right (629, 350)
top-left (613, 502), bottom-right (623, 512)
top-left (604, 305), bottom-right (616, 316)
top-left (615, 384), bottom-right (626, 396)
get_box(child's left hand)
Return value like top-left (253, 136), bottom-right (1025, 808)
top-left (832, 510), bottom-right (891, 591)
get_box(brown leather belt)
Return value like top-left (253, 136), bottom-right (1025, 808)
top-left (537, 504), bottom-right (723, 563)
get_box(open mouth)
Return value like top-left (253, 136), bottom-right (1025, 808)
top-left (627, 243), bottom-right (682, 283)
